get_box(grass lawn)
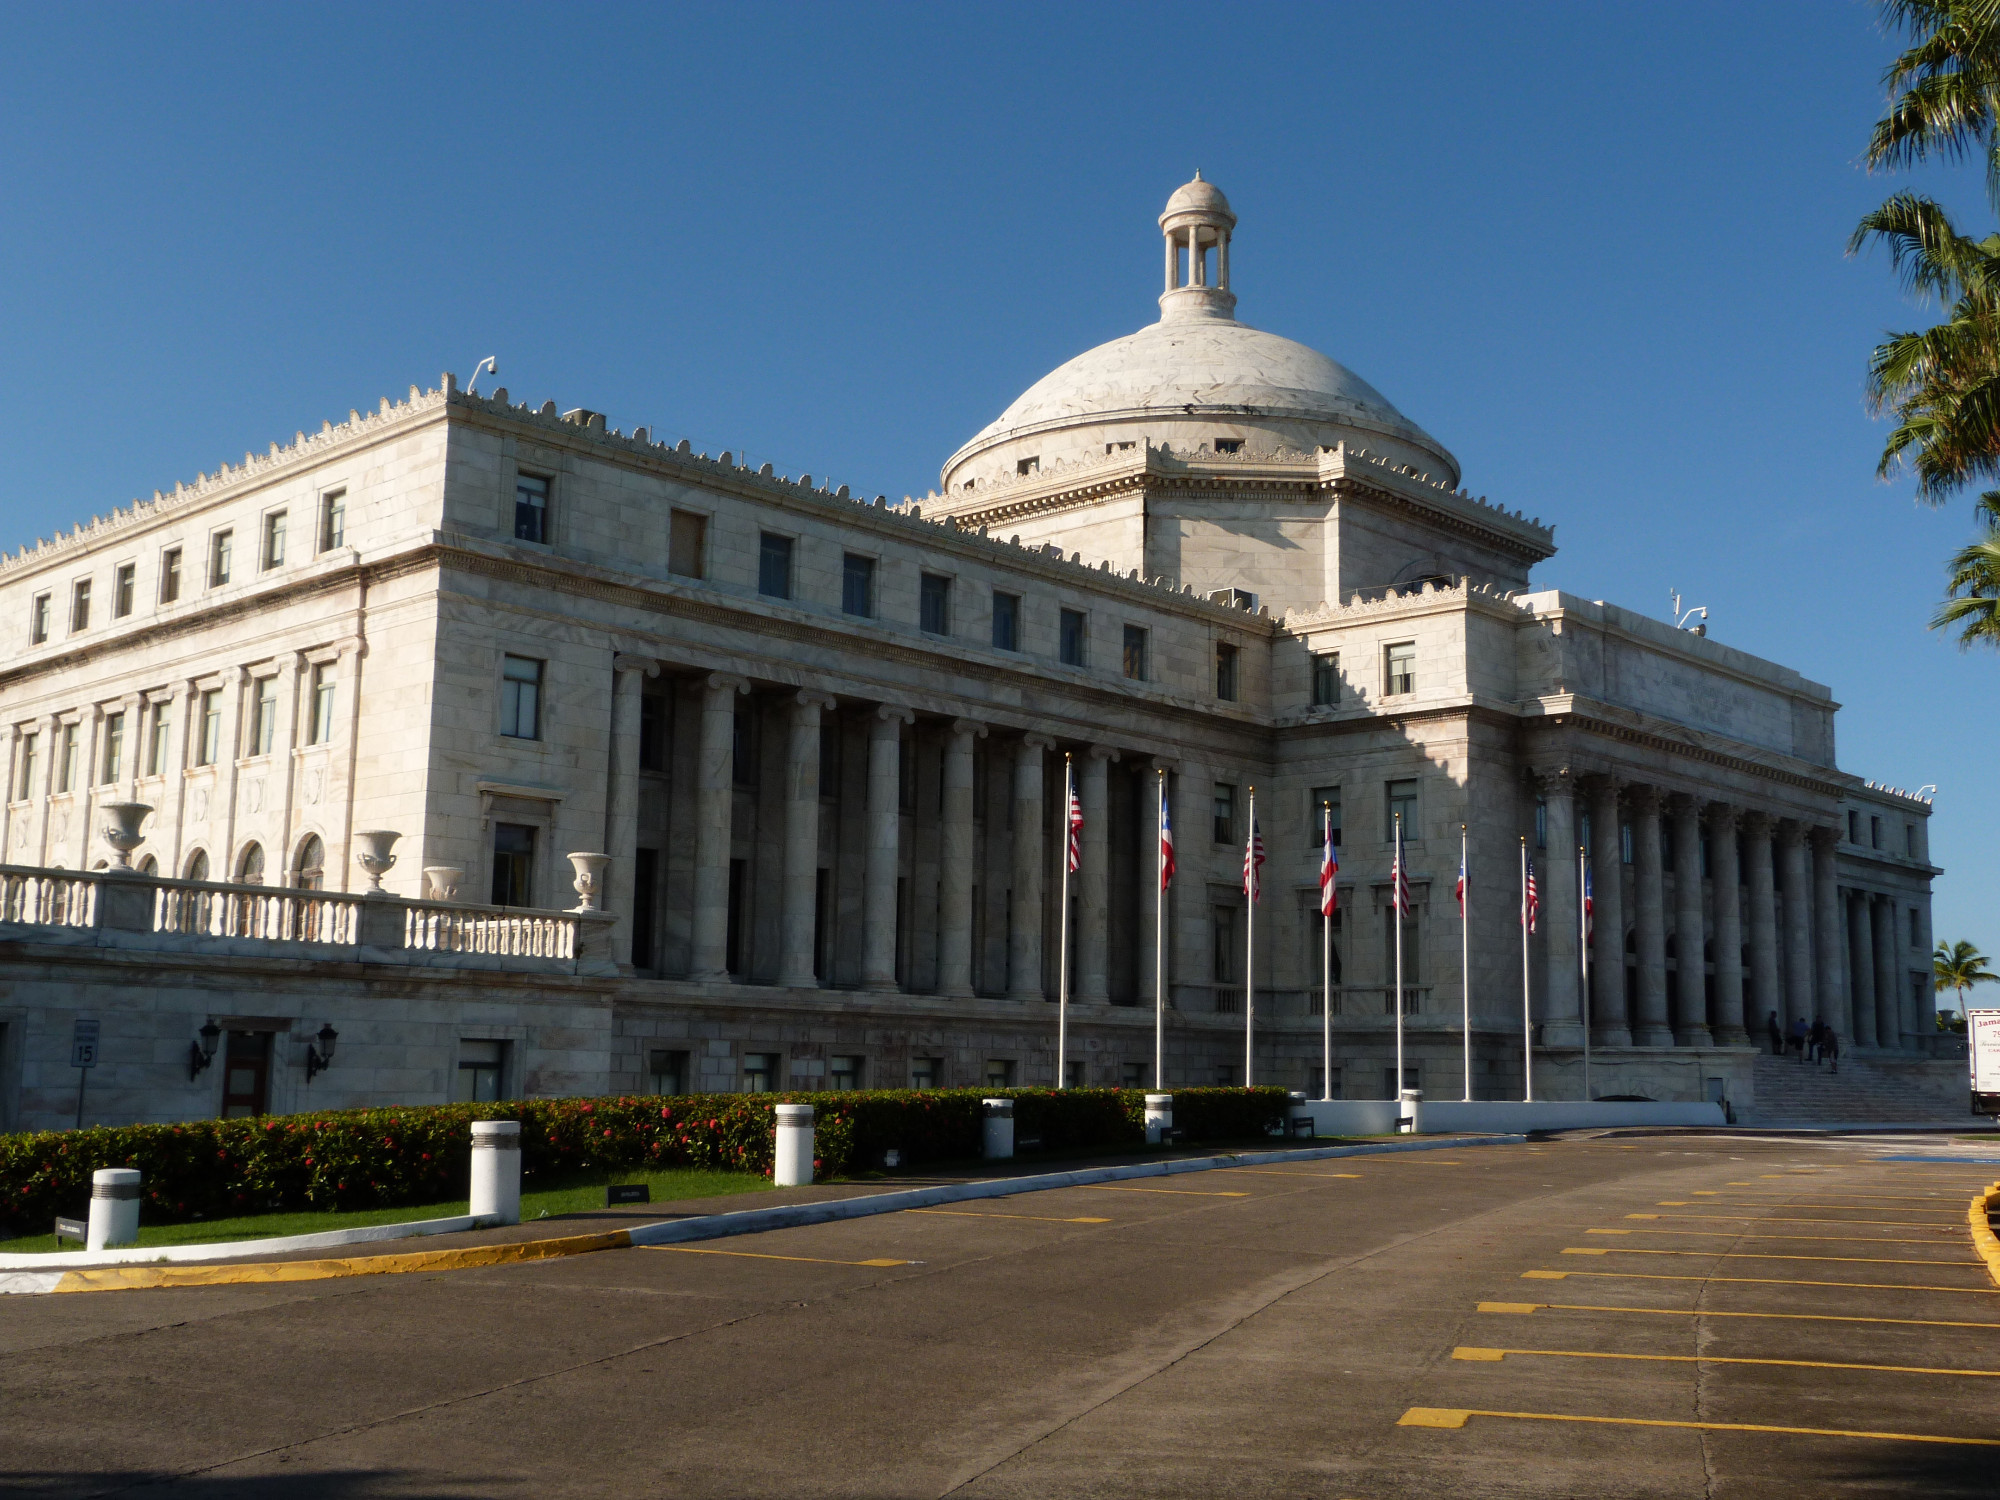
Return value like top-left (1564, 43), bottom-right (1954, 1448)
top-left (0, 1167), bottom-right (771, 1255)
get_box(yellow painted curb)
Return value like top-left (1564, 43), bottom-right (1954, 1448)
top-left (50, 1228), bottom-right (633, 1292)
top-left (1970, 1183), bottom-right (2000, 1290)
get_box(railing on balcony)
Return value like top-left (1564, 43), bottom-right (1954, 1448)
top-left (155, 879), bottom-right (361, 944)
top-left (0, 868), bottom-right (98, 929)
top-left (404, 900), bottom-right (575, 960)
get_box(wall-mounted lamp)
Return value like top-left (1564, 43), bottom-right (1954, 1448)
top-left (305, 1022), bottom-right (339, 1083)
top-left (188, 1018), bottom-right (221, 1082)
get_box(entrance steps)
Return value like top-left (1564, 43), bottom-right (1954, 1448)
top-left (1744, 1053), bottom-right (1980, 1127)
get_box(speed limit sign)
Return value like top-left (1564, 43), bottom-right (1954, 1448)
top-left (71, 1018), bottom-right (99, 1070)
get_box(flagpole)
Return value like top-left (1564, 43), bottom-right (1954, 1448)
top-left (1579, 840), bottom-right (1591, 1105)
top-left (1058, 753), bottom-right (1072, 1090)
top-left (1393, 811), bottom-right (1405, 1102)
top-left (1244, 786), bottom-right (1256, 1088)
top-left (1155, 768), bottom-right (1167, 1091)
top-left (1322, 803), bottom-right (1333, 1102)
top-left (1461, 823), bottom-right (1471, 1102)
top-left (1520, 834), bottom-right (1533, 1103)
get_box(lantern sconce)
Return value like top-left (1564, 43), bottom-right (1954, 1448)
top-left (188, 1018), bottom-right (221, 1083)
top-left (305, 1022), bottom-right (339, 1083)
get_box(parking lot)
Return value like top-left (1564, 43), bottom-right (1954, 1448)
top-left (3, 1135), bottom-right (1996, 1498)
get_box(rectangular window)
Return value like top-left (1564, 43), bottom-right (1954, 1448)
top-left (15, 733), bottom-right (36, 799)
top-left (732, 709), bottom-right (756, 786)
top-left (1211, 905), bottom-right (1237, 983)
top-left (146, 706), bottom-right (170, 776)
top-left (29, 593), bottom-right (49, 645)
top-left (319, 490), bottom-right (346, 551)
top-left (829, 1055), bottom-right (864, 1091)
top-left (57, 723), bottom-right (77, 793)
top-left (920, 572), bottom-right (951, 634)
top-left (196, 689), bottom-right (222, 766)
top-left (1215, 642), bottom-right (1238, 700)
top-left (1621, 821), bottom-right (1634, 864)
top-left (991, 590), bottom-right (1020, 651)
top-left (1385, 641), bottom-right (1416, 696)
top-left (100, 712), bottom-right (124, 784)
top-left (208, 530), bottom-right (233, 587)
top-left (159, 547), bottom-right (182, 604)
top-left (262, 510), bottom-right (287, 569)
top-left (632, 846), bottom-right (658, 968)
top-left (1122, 624), bottom-right (1148, 680)
top-left (758, 532), bottom-right (794, 599)
top-left (69, 579), bottom-right (91, 633)
top-left (842, 552), bottom-right (876, 618)
top-left (1384, 908), bottom-right (1422, 985)
top-left (249, 677), bottom-right (278, 756)
top-left (1213, 782), bottom-right (1237, 845)
top-left (453, 1040), bottom-right (509, 1103)
top-left (648, 1048), bottom-right (688, 1096)
top-left (1870, 815), bottom-right (1882, 849)
top-left (1059, 608), bottom-right (1087, 666)
top-left (307, 665), bottom-right (336, 745)
top-left (668, 509), bottom-right (706, 579)
top-left (1304, 900), bottom-right (1343, 988)
top-left (1311, 651), bottom-right (1339, 706)
top-left (638, 692), bottom-right (668, 772)
top-left (910, 1056), bottom-right (942, 1089)
top-left (1535, 796), bottom-right (1548, 851)
top-left (113, 564), bottom-right (135, 619)
top-left (514, 473), bottom-right (549, 543)
top-left (1910, 907), bottom-right (1921, 946)
top-left (1847, 809), bottom-right (1860, 844)
top-left (984, 1058), bottom-right (1016, 1088)
top-left (1121, 1061), bottom-right (1144, 1088)
top-left (1386, 777), bottom-right (1419, 839)
top-left (1311, 786), bottom-right (1342, 846)
top-left (742, 1053), bottom-right (779, 1093)
top-left (500, 655), bottom-right (542, 740)
top-left (1384, 1065), bottom-right (1420, 1099)
top-left (491, 823), bottom-right (536, 906)
top-left (1906, 823), bottom-right (1918, 859)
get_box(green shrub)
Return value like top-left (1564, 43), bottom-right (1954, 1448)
top-left (0, 1086), bottom-right (1290, 1234)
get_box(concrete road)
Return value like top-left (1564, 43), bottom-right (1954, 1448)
top-left (3, 1134), bottom-right (1997, 1498)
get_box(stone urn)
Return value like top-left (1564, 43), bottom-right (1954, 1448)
top-left (566, 852), bottom-right (610, 912)
top-left (353, 830), bottom-right (401, 892)
top-left (422, 866), bottom-right (465, 901)
top-left (97, 802), bottom-right (152, 870)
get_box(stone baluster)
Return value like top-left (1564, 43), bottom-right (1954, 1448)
top-left (690, 674), bottom-right (747, 980)
top-left (1706, 803), bottom-right (1748, 1044)
top-left (1668, 795), bottom-right (1712, 1047)
top-left (1847, 888), bottom-right (1877, 1048)
top-left (862, 706), bottom-right (913, 990)
top-left (1077, 745), bottom-right (1117, 1002)
top-left (1586, 776), bottom-right (1630, 1046)
top-left (605, 655), bottom-right (659, 963)
top-left (1871, 894), bottom-right (1899, 1051)
top-left (779, 692), bottom-right (834, 989)
top-left (1778, 821), bottom-right (1813, 1030)
top-left (1743, 812), bottom-right (1780, 1042)
top-left (936, 719), bottom-right (984, 998)
top-left (1535, 769), bottom-right (1584, 1047)
top-left (1628, 785), bottom-right (1672, 1045)
top-left (1810, 827), bottom-right (1848, 1043)
top-left (1009, 733), bottom-right (1053, 1000)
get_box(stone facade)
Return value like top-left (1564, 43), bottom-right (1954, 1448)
top-left (0, 179), bottom-right (1939, 1131)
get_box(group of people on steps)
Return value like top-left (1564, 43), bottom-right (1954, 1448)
top-left (1766, 1010), bottom-right (1840, 1071)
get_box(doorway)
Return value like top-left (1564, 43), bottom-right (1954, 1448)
top-left (221, 1030), bottom-right (272, 1117)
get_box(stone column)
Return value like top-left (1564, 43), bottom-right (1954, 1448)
top-left (690, 673), bottom-right (746, 980)
top-left (1536, 770), bottom-right (1584, 1048)
top-left (1847, 888), bottom-right (1877, 1048)
top-left (1628, 785), bottom-right (1672, 1045)
top-left (779, 691), bottom-right (834, 989)
top-left (605, 655), bottom-right (659, 961)
top-left (1009, 733), bottom-right (1053, 1000)
top-left (1668, 795), bottom-right (1712, 1047)
top-left (862, 705), bottom-right (914, 990)
top-left (1587, 776), bottom-right (1630, 1046)
top-left (1871, 894), bottom-right (1899, 1051)
top-left (1810, 827), bottom-right (1848, 1043)
top-left (1706, 803), bottom-right (1748, 1044)
top-left (1077, 745), bottom-right (1117, 1002)
top-left (937, 718), bottom-right (983, 998)
top-left (1744, 812), bottom-right (1780, 1042)
top-left (1778, 821), bottom-right (1813, 1031)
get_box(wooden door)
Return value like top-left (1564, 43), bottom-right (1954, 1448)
top-left (222, 1030), bottom-right (271, 1117)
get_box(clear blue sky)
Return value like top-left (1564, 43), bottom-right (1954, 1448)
top-left (0, 3), bottom-right (1988, 990)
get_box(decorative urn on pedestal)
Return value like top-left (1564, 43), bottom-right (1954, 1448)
top-left (353, 830), bottom-right (401, 892)
top-left (97, 803), bottom-right (152, 871)
top-left (565, 852), bottom-right (610, 912)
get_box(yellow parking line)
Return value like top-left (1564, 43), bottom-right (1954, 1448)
top-left (1587, 1229), bottom-right (1964, 1246)
top-left (1476, 1301), bottom-right (2000, 1330)
top-left (1452, 1346), bottom-right (2000, 1378)
top-left (1633, 1213), bottom-right (1964, 1229)
top-left (51, 1229), bottom-right (634, 1292)
top-left (1523, 1269), bottom-right (2000, 1294)
top-left (650, 1247), bottom-right (916, 1268)
top-left (1397, 1407), bottom-right (2000, 1446)
top-left (1676, 1202), bottom-right (1967, 1214)
top-left (1228, 1169), bottom-right (1364, 1179)
top-left (1563, 1247), bottom-right (1983, 1267)
top-left (905, 1209), bottom-right (1111, 1224)
top-left (1083, 1185), bottom-right (1250, 1197)
top-left (1691, 1193), bottom-right (1968, 1203)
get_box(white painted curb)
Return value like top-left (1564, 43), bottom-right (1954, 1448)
top-left (0, 1213), bottom-right (494, 1273)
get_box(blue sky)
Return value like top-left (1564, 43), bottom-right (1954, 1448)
top-left (0, 3), bottom-right (1989, 988)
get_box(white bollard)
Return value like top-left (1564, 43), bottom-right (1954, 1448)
top-left (1398, 1088), bottom-right (1425, 1134)
top-left (469, 1119), bottom-right (522, 1225)
top-left (982, 1098), bottom-right (1015, 1160)
top-left (86, 1167), bottom-right (140, 1251)
top-left (774, 1103), bottom-right (814, 1186)
top-left (1144, 1093), bottom-right (1173, 1145)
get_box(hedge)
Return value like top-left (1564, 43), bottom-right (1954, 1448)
top-left (0, 1087), bottom-right (1290, 1234)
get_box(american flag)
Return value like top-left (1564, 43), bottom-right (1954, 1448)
top-left (1159, 789), bottom-right (1175, 889)
top-left (1583, 863), bottom-right (1594, 942)
top-left (1066, 774), bottom-right (1083, 874)
top-left (1392, 818), bottom-right (1412, 917)
top-left (1243, 818), bottom-right (1265, 903)
top-left (1319, 805), bottom-right (1338, 916)
top-left (1522, 857), bottom-right (1540, 934)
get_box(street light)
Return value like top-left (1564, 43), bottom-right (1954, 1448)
top-left (305, 1022), bottom-right (339, 1083)
top-left (187, 1018), bottom-right (220, 1082)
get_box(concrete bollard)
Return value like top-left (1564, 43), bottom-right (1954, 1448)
top-left (469, 1119), bottom-right (522, 1225)
top-left (982, 1098), bottom-right (1015, 1160)
top-left (86, 1167), bottom-right (140, 1251)
top-left (1398, 1088), bottom-right (1425, 1134)
top-left (1144, 1093), bottom-right (1173, 1145)
top-left (774, 1103), bottom-right (814, 1186)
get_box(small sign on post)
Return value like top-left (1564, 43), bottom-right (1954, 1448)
top-left (71, 1018), bottom-right (99, 1130)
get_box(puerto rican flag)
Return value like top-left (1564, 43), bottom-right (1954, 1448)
top-left (1243, 818), bottom-right (1265, 904)
top-left (1319, 806), bottom-right (1338, 916)
top-left (1522, 857), bottom-right (1540, 934)
top-left (1066, 775), bottom-right (1083, 874)
top-left (1160, 790), bottom-right (1175, 889)
top-left (1456, 846), bottom-right (1467, 916)
top-left (1583, 863), bottom-right (1594, 942)
top-left (1391, 819), bottom-right (1412, 917)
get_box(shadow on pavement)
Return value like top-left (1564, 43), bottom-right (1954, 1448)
top-left (0, 1471), bottom-right (494, 1499)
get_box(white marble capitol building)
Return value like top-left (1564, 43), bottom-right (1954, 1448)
top-left (0, 177), bottom-right (1941, 1130)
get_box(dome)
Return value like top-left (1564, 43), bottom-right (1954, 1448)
top-left (1162, 172), bottom-right (1234, 222)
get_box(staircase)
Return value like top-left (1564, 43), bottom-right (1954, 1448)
top-left (1745, 1054), bottom-right (1981, 1127)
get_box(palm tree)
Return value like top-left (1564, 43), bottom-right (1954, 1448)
top-left (1868, 1), bottom-right (2000, 213)
top-left (1933, 938), bottom-right (1999, 1015)
top-left (1935, 491), bottom-right (2000, 643)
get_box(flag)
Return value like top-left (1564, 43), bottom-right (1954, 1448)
top-left (1159, 790), bottom-right (1175, 889)
top-left (1319, 806), bottom-right (1338, 916)
top-left (1583, 863), bottom-right (1594, 942)
top-left (1522, 857), bottom-right (1540, 934)
top-left (1455, 846), bottom-right (1467, 916)
top-left (1391, 819), bottom-right (1412, 917)
top-left (1243, 818), bottom-right (1265, 903)
top-left (1066, 778), bottom-right (1083, 874)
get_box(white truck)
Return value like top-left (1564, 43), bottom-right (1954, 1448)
top-left (1972, 1009), bottom-right (2000, 1117)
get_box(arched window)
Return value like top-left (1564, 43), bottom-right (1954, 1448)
top-left (178, 849), bottom-right (210, 933)
top-left (137, 854), bottom-right (157, 876)
top-left (293, 835), bottom-right (324, 891)
top-left (236, 843), bottom-right (265, 885)
top-left (183, 849), bottom-right (209, 883)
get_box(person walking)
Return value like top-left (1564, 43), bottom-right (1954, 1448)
top-left (1823, 1025), bottom-right (1840, 1075)
top-left (1789, 1015), bottom-right (1808, 1062)
top-left (1809, 1019), bottom-right (1825, 1065)
top-left (1766, 1010), bottom-right (1783, 1057)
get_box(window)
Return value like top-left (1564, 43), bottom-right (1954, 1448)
top-left (1121, 1062), bottom-right (1144, 1087)
top-left (911, 1057), bottom-right (943, 1089)
top-left (1847, 809), bottom-right (1860, 844)
top-left (249, 677), bottom-right (278, 756)
top-left (196, 689), bottom-right (222, 767)
top-left (294, 835), bottom-right (325, 890)
top-left (183, 849), bottom-right (208, 883)
top-left (829, 1055), bottom-right (864, 1091)
top-left (1211, 905), bottom-right (1237, 983)
top-left (638, 692), bottom-right (668, 772)
top-left (236, 842), bottom-right (265, 885)
top-left (1214, 438), bottom-right (1244, 454)
top-left (15, 733), bottom-right (37, 800)
top-left (1621, 821), bottom-right (1634, 864)
top-left (1909, 907), bottom-right (1921, 946)
top-left (732, 709), bottom-right (757, 786)
top-left (991, 590), bottom-right (1020, 650)
top-left (159, 547), bottom-right (181, 604)
top-left (454, 1040), bottom-right (508, 1102)
top-left (633, 846), bottom-right (658, 968)
top-left (262, 510), bottom-right (287, 569)
top-left (57, 723), bottom-right (78, 793)
top-left (1311, 786), bottom-right (1342, 846)
top-left (1535, 796), bottom-right (1547, 850)
top-left (1312, 1066), bottom-right (1342, 1099)
top-left (1870, 815), bottom-right (1882, 849)
top-left (742, 1053), bottom-right (779, 1093)
top-left (1385, 908), bottom-right (1421, 985)
top-left (113, 564), bottom-right (134, 619)
top-left (1907, 823), bottom-right (1919, 858)
top-left (1016, 456), bottom-right (1039, 476)
top-left (1384, 1065), bottom-right (1420, 1099)
top-left (668, 509), bottom-right (706, 578)
top-left (1386, 778), bottom-right (1419, 839)
top-left (318, 490), bottom-right (346, 551)
top-left (1311, 651), bottom-right (1339, 707)
top-left (29, 593), bottom-right (49, 645)
top-left (500, 655), bottom-right (542, 739)
top-left (1215, 642), bottom-right (1238, 700)
top-left (100, 712), bottom-right (124, 784)
top-left (145, 704), bottom-right (170, 775)
top-left (209, 530), bottom-right (232, 587)
top-left (1304, 898), bottom-right (1343, 987)
top-left (491, 823), bottom-right (535, 906)
top-left (69, 579), bottom-right (91, 633)
top-left (842, 552), bottom-right (875, 617)
top-left (1064, 1060), bottom-right (1086, 1088)
top-left (1213, 782), bottom-right (1237, 845)
top-left (1385, 641), bottom-right (1416, 696)
top-left (1122, 624), bottom-right (1148, 680)
top-left (307, 665), bottom-right (336, 745)
top-left (649, 1049), bottom-right (688, 1096)
top-left (514, 473), bottom-right (549, 543)
top-left (1216, 1064), bottom-right (1237, 1087)
top-left (1059, 608), bottom-right (1087, 666)
top-left (752, 531), bottom-right (793, 599)
top-left (984, 1059), bottom-right (1016, 1088)
top-left (920, 572), bottom-right (951, 634)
